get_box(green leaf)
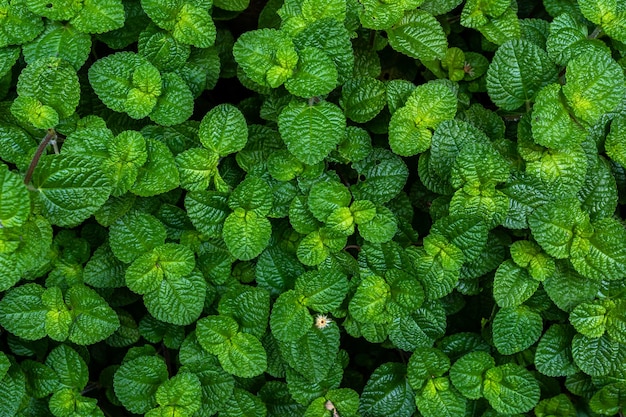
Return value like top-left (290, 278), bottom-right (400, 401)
top-left (509, 240), bottom-right (555, 281)
top-left (532, 84), bottom-right (586, 149)
top-left (360, 362), bottom-right (416, 417)
top-left (493, 306), bottom-right (543, 355)
top-left (270, 290), bottom-right (313, 342)
top-left (570, 301), bottom-right (607, 338)
top-left (387, 9), bottom-right (447, 61)
top-left (70, 0), bottom-right (125, 34)
top-left (543, 260), bottom-right (600, 312)
top-left (222, 388), bottom-right (267, 417)
top-left (138, 24), bottom-right (190, 72)
top-left (198, 104), bottom-right (248, 157)
top-left (308, 180), bottom-right (352, 222)
top-left (589, 383), bottom-right (626, 415)
top-left (482, 363), bottom-right (540, 414)
top-left (223, 208), bottom-right (272, 261)
top-left (32, 155), bottom-right (110, 227)
top-left (218, 285), bottom-right (270, 339)
top-left (143, 268), bottom-right (206, 325)
top-left (562, 50), bottom-right (626, 125)
top-left (296, 269), bottom-right (349, 313)
top-left (185, 190), bottom-right (230, 237)
top-left (105, 130), bottom-right (149, 196)
top-left (605, 113), bottom-right (626, 169)
top-left (114, 355), bottom-right (168, 414)
top-left (0, 164), bottom-right (30, 228)
top-left (151, 372), bottom-right (201, 416)
top-left (358, 206), bottom-right (397, 243)
top-left (233, 28), bottom-right (299, 87)
top-left (415, 380), bottom-right (466, 417)
top-left (570, 217), bottom-right (626, 281)
top-left (256, 247), bottom-right (305, 297)
top-left (340, 77), bottom-right (386, 123)
top-left (23, 21), bottom-right (91, 70)
top-left (407, 347), bottom-right (450, 392)
top-left (132, 138), bottom-right (180, 196)
top-left (528, 199), bottom-right (590, 259)
top-left (279, 325), bottom-right (340, 383)
top-left (0, 1), bottom-right (43, 48)
top-left (89, 52), bottom-right (160, 117)
top-left (493, 260), bottom-right (539, 307)
top-left (285, 46), bottom-right (338, 98)
top-left (0, 356), bottom-right (26, 417)
top-left (487, 39), bottom-right (558, 110)
top-left (149, 72), bottom-right (194, 126)
top-left (535, 324), bottom-right (578, 377)
top-left (450, 351), bottom-right (495, 399)
top-left (65, 285), bottom-right (120, 345)
top-left (110, 211), bottom-right (167, 264)
top-left (229, 176), bottom-right (273, 216)
top-left (196, 315), bottom-right (240, 356)
top-left (358, 0), bottom-right (404, 30)
top-left (571, 333), bottom-right (620, 376)
top-left (217, 332), bottom-right (267, 378)
top-left (125, 243), bottom-right (195, 294)
top-left (0, 284), bottom-right (47, 340)
top-left (46, 344), bottom-right (88, 390)
top-left (278, 100), bottom-right (346, 165)
top-left (349, 275), bottom-right (391, 324)
top-left (352, 148), bottom-right (409, 204)
top-left (15, 57), bottom-right (80, 123)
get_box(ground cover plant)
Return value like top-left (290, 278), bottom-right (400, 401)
top-left (1, 0), bottom-right (626, 416)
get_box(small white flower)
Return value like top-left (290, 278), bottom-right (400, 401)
top-left (315, 314), bottom-right (332, 329)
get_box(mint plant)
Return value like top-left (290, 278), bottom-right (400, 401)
top-left (1, 0), bottom-right (626, 416)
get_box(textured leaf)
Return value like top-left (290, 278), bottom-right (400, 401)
top-left (532, 83), bottom-right (586, 149)
top-left (407, 347), bottom-right (450, 392)
top-left (359, 362), bottom-right (415, 417)
top-left (223, 208), bottom-right (272, 261)
top-left (340, 77), bottom-right (386, 123)
top-left (279, 325), bottom-right (340, 383)
top-left (387, 9), bottom-right (447, 61)
top-left (218, 285), bottom-right (270, 339)
top-left (229, 176), bottom-right (273, 216)
top-left (570, 217), bottom-right (626, 281)
top-left (535, 324), bottom-right (578, 377)
top-left (482, 363), bottom-right (540, 414)
top-left (23, 21), bottom-right (91, 70)
top-left (571, 333), bottom-right (620, 376)
top-left (110, 211), bottom-right (166, 264)
top-left (70, 0), bottom-right (125, 34)
top-left (296, 269), bottom-right (348, 313)
top-left (0, 284), bottom-right (47, 340)
top-left (65, 285), bottom-right (120, 345)
top-left (113, 355), bottom-right (168, 414)
top-left (199, 103), bottom-right (248, 157)
top-left (32, 155), bottom-right (110, 227)
top-left (233, 28), bottom-right (298, 87)
top-left (487, 39), bottom-right (558, 110)
top-left (349, 275), bottom-right (391, 324)
top-left (46, 344), bottom-right (88, 390)
top-left (270, 290), bottom-right (312, 342)
top-left (493, 260), bottom-right (539, 307)
top-left (132, 138), bottom-right (180, 196)
top-left (285, 46), bottom-right (338, 98)
top-left (143, 268), bottom-right (206, 325)
top-left (185, 190), bottom-right (230, 237)
top-left (152, 372), bottom-right (201, 416)
top-left (352, 148), bottom-right (409, 204)
top-left (493, 306), bottom-right (543, 355)
top-left (0, 164), bottom-right (30, 228)
top-left (450, 351), bottom-right (495, 399)
top-left (278, 100), bottom-right (346, 165)
top-left (0, 1), bottom-right (43, 48)
top-left (149, 72), bottom-right (194, 126)
top-left (563, 50), bottom-right (626, 125)
top-left (125, 243), bottom-right (195, 294)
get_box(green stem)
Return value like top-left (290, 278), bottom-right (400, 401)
top-left (589, 26), bottom-right (603, 39)
top-left (23, 129), bottom-right (57, 186)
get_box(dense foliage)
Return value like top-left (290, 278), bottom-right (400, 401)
top-left (1, 0), bottom-right (626, 416)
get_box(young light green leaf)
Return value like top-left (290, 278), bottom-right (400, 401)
top-left (493, 260), bottom-right (539, 307)
top-left (532, 84), bottom-right (586, 149)
top-left (125, 243), bottom-right (195, 294)
top-left (562, 50), bottom-right (626, 125)
top-left (233, 28), bottom-right (299, 87)
top-left (348, 275), bottom-right (391, 324)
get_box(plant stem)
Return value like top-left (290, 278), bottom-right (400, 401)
top-left (589, 26), bottom-right (603, 39)
top-left (23, 128), bottom-right (57, 186)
